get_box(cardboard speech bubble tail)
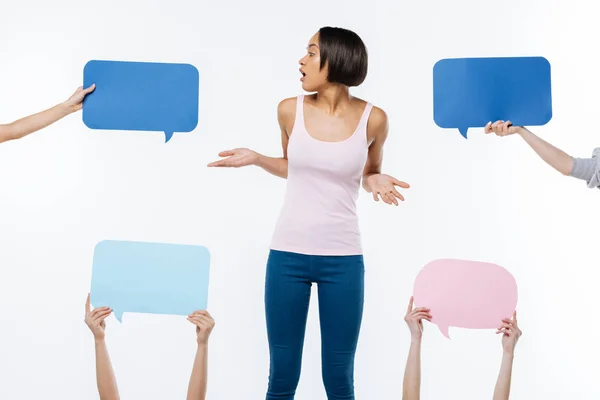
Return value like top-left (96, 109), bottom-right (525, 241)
top-left (164, 131), bottom-right (174, 143)
top-left (437, 324), bottom-right (451, 339)
top-left (458, 127), bottom-right (469, 139)
top-left (114, 310), bottom-right (124, 323)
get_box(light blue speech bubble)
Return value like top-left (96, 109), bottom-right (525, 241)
top-left (82, 60), bottom-right (199, 143)
top-left (90, 240), bottom-right (210, 322)
top-left (433, 56), bottom-right (552, 138)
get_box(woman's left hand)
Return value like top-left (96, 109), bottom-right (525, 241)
top-left (366, 174), bottom-right (409, 205)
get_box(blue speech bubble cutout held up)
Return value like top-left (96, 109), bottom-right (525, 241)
top-left (433, 57), bottom-right (552, 138)
top-left (90, 240), bottom-right (210, 322)
top-left (82, 60), bottom-right (199, 143)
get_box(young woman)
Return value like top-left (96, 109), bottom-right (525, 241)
top-left (485, 121), bottom-right (599, 189)
top-left (0, 85), bottom-right (95, 144)
top-left (402, 297), bottom-right (522, 400)
top-left (208, 26), bottom-right (409, 399)
top-left (84, 295), bottom-right (215, 400)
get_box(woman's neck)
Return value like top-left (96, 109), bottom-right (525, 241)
top-left (313, 84), bottom-right (352, 115)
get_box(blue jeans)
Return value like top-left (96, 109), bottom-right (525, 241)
top-left (265, 250), bottom-right (365, 400)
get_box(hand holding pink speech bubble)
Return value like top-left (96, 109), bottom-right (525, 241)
top-left (413, 259), bottom-right (518, 339)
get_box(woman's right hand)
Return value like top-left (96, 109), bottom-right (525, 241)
top-left (207, 148), bottom-right (259, 168)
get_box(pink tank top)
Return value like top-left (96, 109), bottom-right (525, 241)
top-left (270, 95), bottom-right (372, 256)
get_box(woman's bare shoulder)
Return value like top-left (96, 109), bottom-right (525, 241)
top-left (277, 96), bottom-right (298, 131)
top-left (354, 97), bottom-right (386, 119)
top-left (278, 96), bottom-right (298, 117)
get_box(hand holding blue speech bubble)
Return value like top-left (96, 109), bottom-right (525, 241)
top-left (90, 240), bottom-right (210, 322)
top-left (433, 57), bottom-right (552, 138)
top-left (82, 60), bottom-right (199, 143)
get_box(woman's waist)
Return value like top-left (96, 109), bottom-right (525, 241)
top-left (270, 218), bottom-right (362, 255)
top-left (276, 203), bottom-right (359, 225)
top-left (272, 212), bottom-right (360, 236)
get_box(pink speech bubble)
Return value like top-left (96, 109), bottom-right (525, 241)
top-left (413, 259), bottom-right (518, 339)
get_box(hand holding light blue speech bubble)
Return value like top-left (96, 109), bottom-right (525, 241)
top-left (90, 240), bottom-right (210, 322)
top-left (82, 60), bottom-right (199, 143)
top-left (433, 57), bottom-right (552, 138)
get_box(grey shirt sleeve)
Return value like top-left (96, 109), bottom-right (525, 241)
top-left (569, 147), bottom-right (600, 189)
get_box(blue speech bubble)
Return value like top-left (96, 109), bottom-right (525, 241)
top-left (433, 57), bottom-right (552, 138)
top-left (82, 60), bottom-right (199, 143)
top-left (90, 240), bottom-right (210, 322)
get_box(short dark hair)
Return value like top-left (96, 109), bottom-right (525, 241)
top-left (318, 26), bottom-right (368, 87)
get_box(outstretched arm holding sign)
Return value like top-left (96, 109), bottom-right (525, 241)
top-left (485, 121), bottom-right (599, 188)
top-left (0, 85), bottom-right (95, 144)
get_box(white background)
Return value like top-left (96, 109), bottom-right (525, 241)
top-left (1, 0), bottom-right (598, 399)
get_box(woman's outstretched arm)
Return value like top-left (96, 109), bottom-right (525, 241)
top-left (402, 297), bottom-right (432, 400)
top-left (84, 294), bottom-right (120, 400)
top-left (207, 97), bottom-right (293, 179)
top-left (186, 310), bottom-right (216, 400)
top-left (493, 311), bottom-right (522, 400)
top-left (485, 121), bottom-right (599, 187)
top-left (0, 85), bottom-right (95, 144)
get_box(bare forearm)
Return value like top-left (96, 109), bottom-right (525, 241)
top-left (256, 153), bottom-right (288, 179)
top-left (402, 339), bottom-right (422, 400)
top-left (0, 102), bottom-right (73, 143)
top-left (94, 339), bottom-right (120, 400)
top-left (518, 128), bottom-right (573, 175)
top-left (186, 344), bottom-right (208, 400)
top-left (493, 352), bottom-right (514, 400)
